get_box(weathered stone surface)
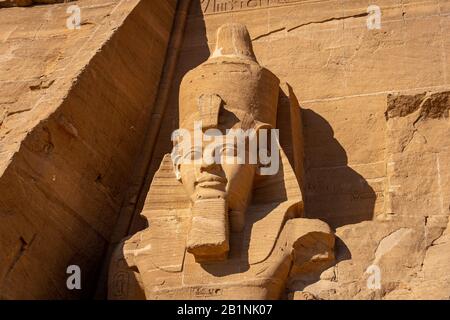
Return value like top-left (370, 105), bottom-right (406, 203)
top-left (0, 0), bottom-right (72, 7)
top-left (1, 0), bottom-right (449, 300)
top-left (108, 23), bottom-right (335, 300)
top-left (0, 0), bottom-right (177, 299)
top-left (129, 0), bottom-right (449, 300)
top-left (295, 90), bottom-right (450, 300)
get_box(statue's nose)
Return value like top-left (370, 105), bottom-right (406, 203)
top-left (199, 159), bottom-right (219, 173)
top-left (199, 143), bottom-right (221, 172)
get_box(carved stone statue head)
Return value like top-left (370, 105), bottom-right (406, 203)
top-left (107, 23), bottom-right (335, 300)
top-left (171, 23), bottom-right (280, 262)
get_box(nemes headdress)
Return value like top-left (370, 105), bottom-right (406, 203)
top-left (178, 23), bottom-right (280, 133)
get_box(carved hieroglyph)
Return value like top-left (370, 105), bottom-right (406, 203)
top-left (108, 23), bottom-right (335, 300)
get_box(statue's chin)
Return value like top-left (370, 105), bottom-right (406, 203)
top-left (193, 184), bottom-right (227, 201)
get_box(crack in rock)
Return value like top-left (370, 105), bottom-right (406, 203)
top-left (287, 13), bottom-right (368, 32)
top-left (252, 12), bottom-right (369, 41)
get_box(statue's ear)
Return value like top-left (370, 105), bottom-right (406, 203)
top-left (170, 147), bottom-right (182, 181)
top-left (252, 121), bottom-right (280, 176)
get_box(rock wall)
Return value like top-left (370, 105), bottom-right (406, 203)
top-left (132, 0), bottom-right (449, 299)
top-left (0, 0), bottom-right (73, 8)
top-left (1, 0), bottom-right (449, 300)
top-left (0, 0), bottom-right (177, 299)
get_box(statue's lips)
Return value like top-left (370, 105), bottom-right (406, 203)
top-left (195, 175), bottom-right (227, 188)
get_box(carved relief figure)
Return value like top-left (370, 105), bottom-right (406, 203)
top-left (108, 23), bottom-right (335, 300)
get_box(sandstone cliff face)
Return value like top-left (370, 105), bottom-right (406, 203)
top-left (138, 0), bottom-right (449, 299)
top-left (0, 0), bottom-right (176, 299)
top-left (0, 0), bottom-right (72, 8)
top-left (300, 90), bottom-right (449, 299)
top-left (1, 0), bottom-right (449, 300)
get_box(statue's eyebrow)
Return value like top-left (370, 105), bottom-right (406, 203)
top-left (182, 146), bottom-right (202, 156)
top-left (221, 142), bottom-right (238, 148)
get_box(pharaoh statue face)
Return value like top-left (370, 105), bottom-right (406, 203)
top-left (172, 23), bottom-right (280, 262)
top-left (174, 114), bottom-right (258, 231)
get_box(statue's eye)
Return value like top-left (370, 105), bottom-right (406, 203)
top-left (221, 144), bottom-right (237, 157)
top-left (184, 148), bottom-right (202, 161)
